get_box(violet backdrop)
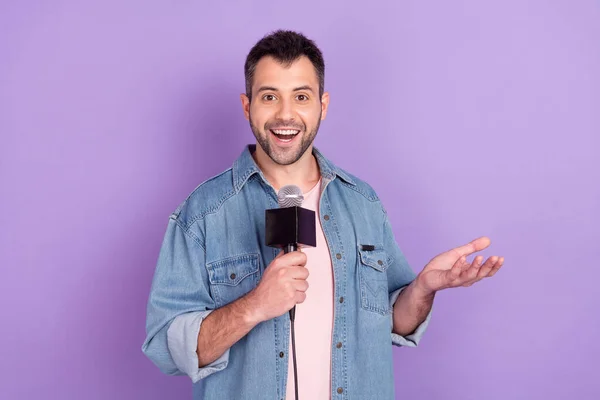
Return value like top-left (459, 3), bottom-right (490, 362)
top-left (1, 1), bottom-right (598, 399)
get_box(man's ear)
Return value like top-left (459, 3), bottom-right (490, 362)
top-left (320, 91), bottom-right (330, 120)
top-left (240, 93), bottom-right (250, 121)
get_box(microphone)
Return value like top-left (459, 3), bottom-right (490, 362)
top-left (265, 184), bottom-right (316, 400)
top-left (277, 184), bottom-right (304, 208)
top-left (265, 184), bottom-right (317, 319)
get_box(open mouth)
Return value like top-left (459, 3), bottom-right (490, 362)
top-left (270, 129), bottom-right (300, 143)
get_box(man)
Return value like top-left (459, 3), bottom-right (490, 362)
top-left (142, 30), bottom-right (504, 400)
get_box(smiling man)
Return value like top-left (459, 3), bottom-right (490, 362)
top-left (142, 30), bottom-right (504, 400)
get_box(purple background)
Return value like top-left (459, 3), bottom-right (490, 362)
top-left (1, 1), bottom-right (599, 399)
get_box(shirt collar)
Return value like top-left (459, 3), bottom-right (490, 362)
top-left (232, 144), bottom-right (356, 192)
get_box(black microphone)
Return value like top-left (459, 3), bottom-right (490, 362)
top-left (265, 184), bottom-right (316, 400)
top-left (265, 184), bottom-right (317, 321)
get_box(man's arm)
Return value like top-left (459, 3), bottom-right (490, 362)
top-left (392, 278), bottom-right (435, 336)
top-left (197, 250), bottom-right (309, 367)
top-left (196, 294), bottom-right (259, 367)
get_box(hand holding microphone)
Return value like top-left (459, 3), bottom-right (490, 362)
top-left (246, 250), bottom-right (309, 323)
top-left (246, 184), bottom-right (317, 323)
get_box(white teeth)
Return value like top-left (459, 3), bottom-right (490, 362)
top-left (272, 129), bottom-right (299, 136)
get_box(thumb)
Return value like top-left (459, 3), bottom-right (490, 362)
top-left (453, 236), bottom-right (491, 257)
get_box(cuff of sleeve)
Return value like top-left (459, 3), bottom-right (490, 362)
top-left (167, 310), bottom-right (230, 383)
top-left (389, 286), bottom-right (433, 348)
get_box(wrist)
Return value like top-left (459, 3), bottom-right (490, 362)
top-left (240, 291), bottom-right (264, 327)
top-left (412, 274), bottom-right (436, 299)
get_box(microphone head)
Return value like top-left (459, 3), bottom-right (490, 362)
top-left (277, 185), bottom-right (303, 208)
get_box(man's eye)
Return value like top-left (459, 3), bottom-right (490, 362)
top-left (263, 94), bottom-right (276, 101)
top-left (297, 94), bottom-right (308, 101)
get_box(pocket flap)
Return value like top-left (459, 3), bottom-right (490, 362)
top-left (207, 253), bottom-right (260, 286)
top-left (358, 246), bottom-right (391, 272)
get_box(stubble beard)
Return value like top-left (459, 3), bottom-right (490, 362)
top-left (249, 111), bottom-right (321, 166)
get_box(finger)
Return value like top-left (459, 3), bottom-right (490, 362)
top-left (476, 256), bottom-right (498, 279)
top-left (452, 256), bottom-right (477, 286)
top-left (289, 266), bottom-right (310, 280)
top-left (488, 257), bottom-right (504, 277)
top-left (295, 291), bottom-right (307, 304)
top-left (458, 256), bottom-right (471, 274)
top-left (454, 237), bottom-right (491, 257)
top-left (445, 256), bottom-right (468, 283)
top-left (462, 255), bottom-right (484, 282)
top-left (294, 280), bottom-right (309, 292)
top-left (464, 256), bottom-right (501, 286)
top-left (277, 251), bottom-right (307, 266)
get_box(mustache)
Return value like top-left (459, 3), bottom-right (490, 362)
top-left (264, 120), bottom-right (305, 131)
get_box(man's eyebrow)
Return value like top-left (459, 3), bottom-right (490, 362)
top-left (257, 86), bottom-right (279, 93)
top-left (256, 85), bottom-right (315, 93)
top-left (293, 85), bottom-right (314, 93)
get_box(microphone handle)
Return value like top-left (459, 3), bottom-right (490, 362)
top-left (284, 243), bottom-right (298, 321)
top-left (284, 243), bottom-right (297, 254)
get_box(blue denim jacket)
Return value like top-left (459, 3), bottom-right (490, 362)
top-left (142, 145), bottom-right (432, 399)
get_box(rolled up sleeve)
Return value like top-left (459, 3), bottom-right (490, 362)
top-left (142, 216), bottom-right (227, 381)
top-left (167, 311), bottom-right (229, 383)
top-left (389, 286), bottom-right (433, 347)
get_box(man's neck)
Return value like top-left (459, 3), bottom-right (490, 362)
top-left (252, 144), bottom-right (321, 193)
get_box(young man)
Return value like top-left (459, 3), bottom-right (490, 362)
top-left (142, 30), bottom-right (504, 400)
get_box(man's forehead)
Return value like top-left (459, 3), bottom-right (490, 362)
top-left (253, 56), bottom-right (319, 89)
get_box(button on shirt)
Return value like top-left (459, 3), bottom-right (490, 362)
top-left (142, 145), bottom-right (432, 400)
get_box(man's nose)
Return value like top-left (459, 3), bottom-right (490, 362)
top-left (275, 98), bottom-right (294, 121)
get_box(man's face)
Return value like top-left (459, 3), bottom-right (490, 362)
top-left (241, 55), bottom-right (329, 166)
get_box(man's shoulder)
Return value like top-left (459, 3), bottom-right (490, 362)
top-left (170, 167), bottom-right (236, 229)
top-left (315, 147), bottom-right (381, 203)
top-left (332, 164), bottom-right (382, 203)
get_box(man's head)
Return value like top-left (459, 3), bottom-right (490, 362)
top-left (241, 30), bottom-right (329, 166)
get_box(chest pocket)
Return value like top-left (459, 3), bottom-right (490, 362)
top-left (206, 253), bottom-right (260, 308)
top-left (358, 246), bottom-right (392, 315)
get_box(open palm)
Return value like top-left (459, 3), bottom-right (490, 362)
top-left (416, 237), bottom-right (504, 293)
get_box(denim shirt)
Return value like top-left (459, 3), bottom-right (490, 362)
top-left (142, 145), bottom-right (432, 400)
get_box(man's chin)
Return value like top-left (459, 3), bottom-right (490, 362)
top-left (267, 150), bottom-right (302, 166)
top-left (254, 131), bottom-right (315, 166)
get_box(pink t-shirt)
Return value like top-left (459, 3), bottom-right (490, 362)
top-left (285, 179), bottom-right (334, 400)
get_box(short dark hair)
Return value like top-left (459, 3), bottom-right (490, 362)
top-left (244, 30), bottom-right (325, 101)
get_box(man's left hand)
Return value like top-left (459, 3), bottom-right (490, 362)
top-left (414, 236), bottom-right (504, 295)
